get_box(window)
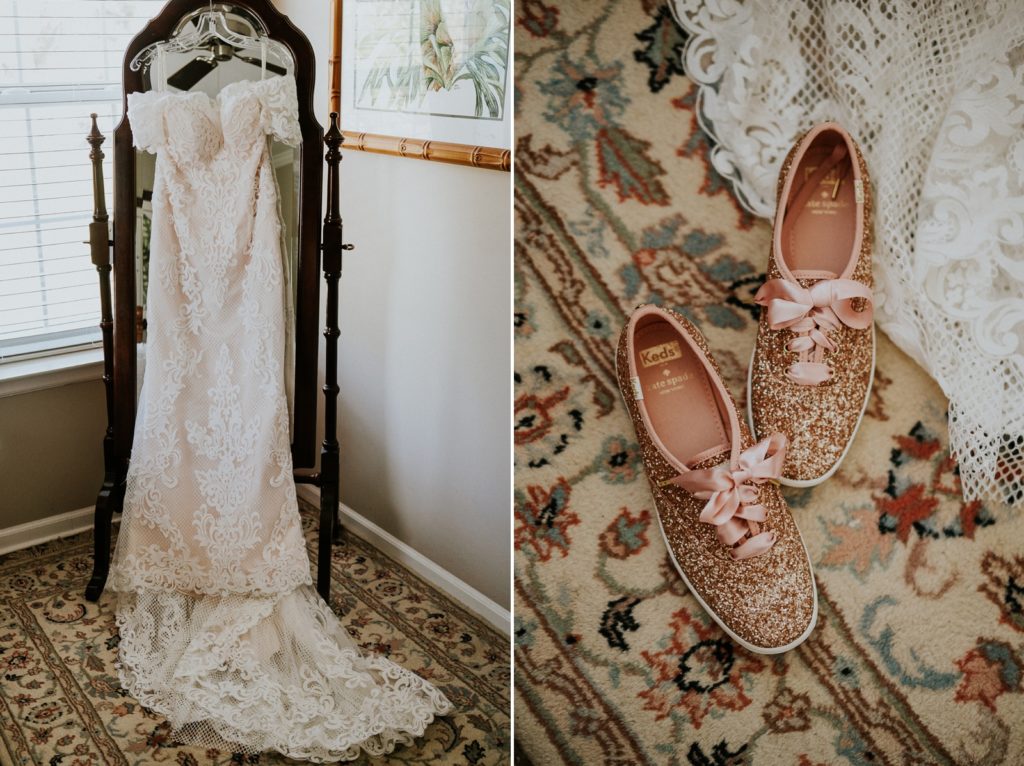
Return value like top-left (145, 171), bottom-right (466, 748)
top-left (0, 0), bottom-right (163, 361)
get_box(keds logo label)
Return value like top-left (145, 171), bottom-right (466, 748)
top-left (639, 341), bottom-right (682, 368)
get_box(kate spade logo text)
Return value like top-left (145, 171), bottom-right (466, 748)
top-left (639, 341), bottom-right (682, 368)
top-left (651, 373), bottom-right (689, 394)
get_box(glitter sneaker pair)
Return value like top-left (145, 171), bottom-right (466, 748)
top-left (615, 123), bottom-right (874, 653)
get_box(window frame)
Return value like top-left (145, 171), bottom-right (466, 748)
top-left (0, 2), bottom-right (162, 365)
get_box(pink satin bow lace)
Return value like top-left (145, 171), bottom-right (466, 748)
top-left (664, 434), bottom-right (787, 560)
top-left (755, 277), bottom-right (873, 385)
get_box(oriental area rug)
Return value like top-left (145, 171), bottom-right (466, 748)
top-left (0, 498), bottom-right (509, 765)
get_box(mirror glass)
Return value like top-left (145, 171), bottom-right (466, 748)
top-left (131, 4), bottom-right (298, 391)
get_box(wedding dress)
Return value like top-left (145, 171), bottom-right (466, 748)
top-left (108, 76), bottom-right (451, 762)
top-left (672, 0), bottom-right (1024, 506)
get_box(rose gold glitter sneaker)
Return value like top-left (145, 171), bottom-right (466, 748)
top-left (748, 122), bottom-right (875, 487)
top-left (616, 304), bottom-right (817, 654)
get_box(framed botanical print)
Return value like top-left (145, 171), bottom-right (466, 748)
top-left (329, 0), bottom-right (511, 171)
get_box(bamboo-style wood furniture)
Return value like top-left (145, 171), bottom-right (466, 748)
top-left (84, 0), bottom-right (348, 603)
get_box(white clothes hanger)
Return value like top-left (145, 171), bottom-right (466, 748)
top-left (129, 4), bottom-right (290, 83)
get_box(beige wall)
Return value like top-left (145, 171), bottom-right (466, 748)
top-left (0, 379), bottom-right (106, 528)
top-left (275, 1), bottom-right (510, 609)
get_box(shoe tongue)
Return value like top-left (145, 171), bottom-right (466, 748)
top-left (790, 269), bottom-right (838, 282)
top-left (685, 443), bottom-right (731, 470)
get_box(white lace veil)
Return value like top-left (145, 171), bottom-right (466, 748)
top-left (672, 0), bottom-right (1024, 506)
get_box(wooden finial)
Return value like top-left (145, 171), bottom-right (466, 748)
top-left (86, 115), bottom-right (109, 256)
top-left (324, 112), bottom-right (342, 156)
top-left (323, 112), bottom-right (343, 251)
top-left (87, 113), bottom-right (105, 161)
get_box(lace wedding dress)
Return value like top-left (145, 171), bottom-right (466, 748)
top-left (672, 0), bottom-right (1024, 506)
top-left (108, 76), bottom-right (451, 762)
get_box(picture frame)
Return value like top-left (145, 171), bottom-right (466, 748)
top-left (329, 0), bottom-right (511, 171)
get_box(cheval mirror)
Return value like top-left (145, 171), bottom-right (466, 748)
top-left (84, 0), bottom-right (349, 602)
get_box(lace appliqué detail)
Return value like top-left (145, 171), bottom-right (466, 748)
top-left (115, 587), bottom-right (453, 762)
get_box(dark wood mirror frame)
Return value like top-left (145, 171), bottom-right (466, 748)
top-left (85, 0), bottom-right (346, 603)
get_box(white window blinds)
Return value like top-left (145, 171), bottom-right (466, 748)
top-left (0, 0), bottom-right (163, 359)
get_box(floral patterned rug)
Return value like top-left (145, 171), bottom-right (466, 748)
top-left (513, 1), bottom-right (1024, 763)
top-left (0, 498), bottom-right (509, 765)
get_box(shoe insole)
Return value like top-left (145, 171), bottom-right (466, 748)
top-left (782, 141), bottom-right (856, 276)
top-left (634, 322), bottom-right (728, 466)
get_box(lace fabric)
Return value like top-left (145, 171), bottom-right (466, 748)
top-left (672, 0), bottom-right (1024, 505)
top-left (110, 76), bottom-right (451, 761)
top-left (115, 588), bottom-right (450, 761)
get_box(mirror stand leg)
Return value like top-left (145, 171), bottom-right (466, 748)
top-left (317, 457), bottom-right (338, 601)
top-left (322, 113), bottom-right (347, 550)
top-left (85, 481), bottom-right (114, 602)
top-left (316, 113), bottom-right (347, 601)
top-left (85, 113), bottom-right (116, 603)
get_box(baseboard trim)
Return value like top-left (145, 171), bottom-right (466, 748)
top-left (0, 505), bottom-right (95, 558)
top-left (0, 493), bottom-right (512, 638)
top-left (297, 485), bottom-right (511, 636)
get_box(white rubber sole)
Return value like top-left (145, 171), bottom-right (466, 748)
top-left (745, 325), bottom-right (876, 488)
top-left (614, 351), bottom-right (819, 655)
